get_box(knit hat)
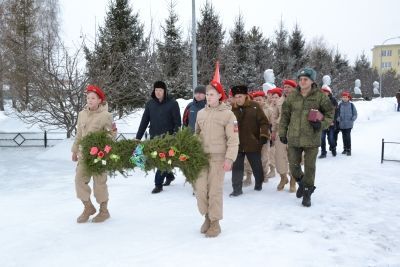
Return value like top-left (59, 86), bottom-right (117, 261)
top-left (86, 84), bottom-right (106, 102)
top-left (209, 80), bottom-right (227, 100)
top-left (153, 80), bottom-right (167, 90)
top-left (268, 87), bottom-right (283, 97)
top-left (194, 85), bottom-right (206, 94)
top-left (297, 67), bottom-right (317, 81)
top-left (283, 79), bottom-right (297, 88)
top-left (231, 85), bottom-right (248, 96)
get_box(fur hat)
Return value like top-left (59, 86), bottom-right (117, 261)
top-left (86, 84), bottom-right (105, 102)
top-left (297, 67), bottom-right (317, 81)
top-left (231, 85), bottom-right (248, 96)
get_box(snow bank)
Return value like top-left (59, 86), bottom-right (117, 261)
top-left (36, 138), bottom-right (74, 161)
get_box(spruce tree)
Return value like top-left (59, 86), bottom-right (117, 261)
top-left (288, 23), bottom-right (307, 79)
top-left (196, 1), bottom-right (225, 85)
top-left (272, 20), bottom-right (290, 85)
top-left (157, 1), bottom-right (191, 99)
top-left (85, 0), bottom-right (148, 117)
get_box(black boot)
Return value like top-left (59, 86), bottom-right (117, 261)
top-left (254, 183), bottom-right (262, 191)
top-left (163, 173), bottom-right (175, 186)
top-left (331, 148), bottom-right (337, 157)
top-left (229, 190), bottom-right (243, 197)
top-left (346, 150), bottom-right (351, 156)
top-left (295, 175), bottom-right (304, 198)
top-left (151, 186), bottom-right (163, 194)
top-left (302, 186), bottom-right (316, 207)
top-left (342, 149), bottom-right (347, 154)
top-left (318, 153), bottom-right (326, 159)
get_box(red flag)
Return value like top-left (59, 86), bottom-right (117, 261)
top-left (212, 61), bottom-right (220, 83)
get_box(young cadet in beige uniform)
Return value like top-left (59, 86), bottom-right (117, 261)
top-left (72, 85), bottom-right (116, 223)
top-left (195, 81), bottom-right (239, 238)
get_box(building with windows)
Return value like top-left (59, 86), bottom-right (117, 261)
top-left (372, 44), bottom-right (400, 75)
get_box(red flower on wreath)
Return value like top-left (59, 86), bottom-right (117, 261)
top-left (179, 154), bottom-right (188, 162)
top-left (159, 152), bottom-right (166, 159)
top-left (90, 146), bottom-right (99, 156)
top-left (104, 145), bottom-right (112, 154)
top-left (97, 151), bottom-right (105, 159)
top-left (168, 149), bottom-right (175, 157)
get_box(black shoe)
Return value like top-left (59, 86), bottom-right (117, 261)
top-left (318, 153), bottom-right (327, 159)
top-left (332, 149), bottom-right (337, 157)
top-left (151, 186), bottom-right (163, 194)
top-left (295, 176), bottom-right (304, 198)
top-left (229, 191), bottom-right (243, 197)
top-left (163, 180), bottom-right (173, 186)
top-left (254, 184), bottom-right (262, 191)
top-left (342, 150), bottom-right (347, 154)
top-left (346, 150), bottom-right (351, 156)
top-left (302, 186), bottom-right (316, 207)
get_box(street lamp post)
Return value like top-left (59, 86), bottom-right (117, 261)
top-left (379, 36), bottom-right (400, 97)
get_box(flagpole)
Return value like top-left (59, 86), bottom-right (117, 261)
top-left (192, 0), bottom-right (198, 95)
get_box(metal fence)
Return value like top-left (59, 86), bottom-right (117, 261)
top-left (381, 139), bottom-right (400, 163)
top-left (0, 132), bottom-right (65, 147)
top-left (0, 131), bottom-right (143, 148)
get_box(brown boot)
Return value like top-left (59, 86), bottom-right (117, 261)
top-left (92, 200), bottom-right (110, 223)
top-left (265, 165), bottom-right (276, 179)
top-left (289, 175), bottom-right (297, 193)
top-left (77, 199), bottom-right (96, 223)
top-left (243, 173), bottom-right (252, 186)
top-left (205, 220), bottom-right (221, 238)
top-left (277, 173), bottom-right (289, 191)
top-left (200, 214), bottom-right (211, 233)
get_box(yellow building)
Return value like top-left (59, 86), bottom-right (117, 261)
top-left (372, 43), bottom-right (400, 75)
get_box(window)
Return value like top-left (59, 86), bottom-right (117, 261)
top-left (381, 62), bottom-right (392, 68)
top-left (381, 50), bottom-right (392, 57)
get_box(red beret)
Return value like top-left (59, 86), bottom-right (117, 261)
top-left (252, 91), bottom-right (266, 98)
top-left (268, 87), bottom-right (283, 97)
top-left (341, 91), bottom-right (351, 98)
top-left (210, 80), bottom-right (227, 101)
top-left (283, 80), bottom-right (297, 88)
top-left (87, 84), bottom-right (106, 102)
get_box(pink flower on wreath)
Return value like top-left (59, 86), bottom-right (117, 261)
top-left (104, 145), bottom-right (112, 154)
top-left (168, 149), bottom-right (175, 157)
top-left (159, 152), bottom-right (166, 159)
top-left (90, 147), bottom-right (99, 156)
top-left (97, 151), bottom-right (105, 159)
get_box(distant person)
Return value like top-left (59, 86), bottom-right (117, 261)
top-left (72, 85), bottom-right (116, 223)
top-left (396, 90), bottom-right (400, 112)
top-left (319, 86), bottom-right (338, 158)
top-left (337, 91), bottom-right (358, 156)
top-left (136, 81), bottom-right (181, 194)
top-left (182, 85), bottom-right (206, 132)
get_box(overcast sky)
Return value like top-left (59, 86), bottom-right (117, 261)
top-left (60, 0), bottom-right (400, 65)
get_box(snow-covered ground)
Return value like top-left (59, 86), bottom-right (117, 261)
top-left (0, 98), bottom-right (399, 267)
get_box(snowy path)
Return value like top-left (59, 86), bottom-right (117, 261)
top-left (0, 107), bottom-right (399, 267)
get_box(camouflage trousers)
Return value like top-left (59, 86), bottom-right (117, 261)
top-left (287, 146), bottom-right (318, 187)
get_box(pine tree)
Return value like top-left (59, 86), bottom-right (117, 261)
top-left (196, 1), bottom-right (225, 85)
top-left (288, 23), bottom-right (307, 79)
top-left (331, 51), bottom-right (352, 97)
top-left (157, 1), bottom-right (191, 99)
top-left (272, 20), bottom-right (290, 85)
top-left (306, 37), bottom-right (334, 84)
top-left (85, 0), bottom-right (148, 118)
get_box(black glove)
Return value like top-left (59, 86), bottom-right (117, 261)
top-left (279, 136), bottom-right (288, 144)
top-left (260, 136), bottom-right (268, 145)
top-left (309, 121), bottom-right (321, 131)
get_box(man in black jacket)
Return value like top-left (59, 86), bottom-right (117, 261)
top-left (136, 81), bottom-right (182, 193)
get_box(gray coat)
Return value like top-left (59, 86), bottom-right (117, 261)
top-left (337, 101), bottom-right (357, 129)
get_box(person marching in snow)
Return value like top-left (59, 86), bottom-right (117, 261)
top-left (279, 68), bottom-right (334, 207)
top-left (136, 81), bottom-right (182, 194)
top-left (194, 81), bottom-right (239, 238)
top-left (337, 91), bottom-right (357, 156)
top-left (72, 85), bottom-right (116, 223)
top-left (396, 90), bottom-right (400, 112)
top-left (182, 85), bottom-right (206, 132)
top-left (318, 86), bottom-right (339, 158)
top-left (230, 85), bottom-right (270, 197)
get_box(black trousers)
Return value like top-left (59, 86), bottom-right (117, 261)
top-left (341, 128), bottom-right (352, 151)
top-left (232, 151), bottom-right (264, 193)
